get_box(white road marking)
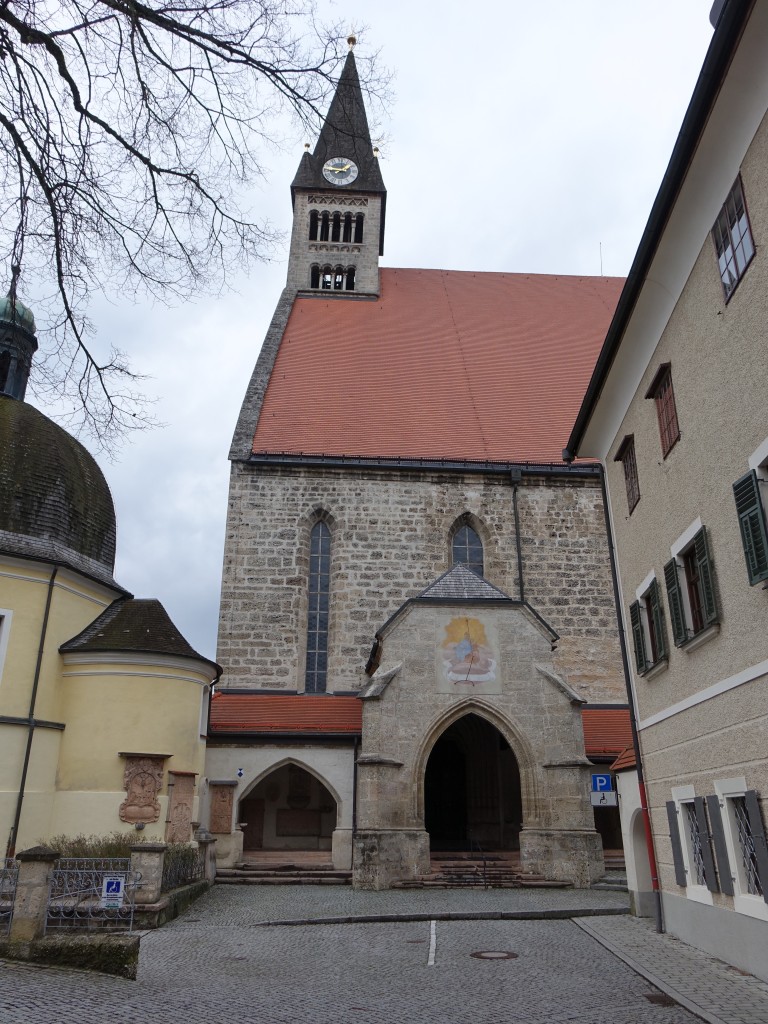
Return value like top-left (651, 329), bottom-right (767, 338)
top-left (428, 919), bottom-right (437, 966)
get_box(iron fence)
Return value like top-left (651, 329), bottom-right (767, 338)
top-left (0, 859), bottom-right (18, 936)
top-left (161, 846), bottom-right (205, 893)
top-left (46, 858), bottom-right (141, 933)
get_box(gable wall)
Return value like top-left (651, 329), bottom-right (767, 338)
top-left (217, 463), bottom-right (623, 701)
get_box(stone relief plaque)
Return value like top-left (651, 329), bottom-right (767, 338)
top-left (119, 756), bottom-right (164, 824)
top-left (166, 773), bottom-right (196, 843)
top-left (209, 784), bottom-right (235, 834)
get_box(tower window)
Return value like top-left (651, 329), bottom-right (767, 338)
top-left (0, 351), bottom-right (10, 393)
top-left (333, 266), bottom-right (344, 290)
top-left (343, 213), bottom-right (353, 242)
top-left (331, 212), bottom-right (341, 242)
top-left (320, 212), bottom-right (330, 242)
top-left (321, 265), bottom-right (333, 290)
top-left (345, 267), bottom-right (356, 291)
top-left (354, 213), bottom-right (364, 244)
top-left (308, 210), bottom-right (319, 241)
top-left (452, 524), bottom-right (484, 575)
top-left (306, 521), bottom-right (331, 693)
top-left (310, 265), bottom-right (320, 289)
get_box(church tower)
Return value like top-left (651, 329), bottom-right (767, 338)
top-left (286, 38), bottom-right (386, 297)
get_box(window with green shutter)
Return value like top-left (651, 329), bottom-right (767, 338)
top-left (664, 559), bottom-right (688, 646)
top-left (629, 600), bottom-right (648, 674)
top-left (647, 579), bottom-right (667, 661)
top-left (733, 471), bottom-right (768, 585)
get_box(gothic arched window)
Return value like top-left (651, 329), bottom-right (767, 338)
top-left (310, 265), bottom-right (320, 289)
top-left (452, 524), bottom-right (484, 576)
top-left (331, 212), bottom-right (341, 242)
top-left (345, 267), bottom-right (356, 291)
top-left (354, 213), bottom-right (364, 244)
top-left (308, 210), bottom-right (319, 241)
top-left (333, 266), bottom-right (344, 290)
top-left (320, 212), bottom-right (330, 242)
top-left (342, 213), bottom-right (353, 243)
top-left (321, 265), bottom-right (333, 289)
top-left (306, 521), bottom-right (331, 693)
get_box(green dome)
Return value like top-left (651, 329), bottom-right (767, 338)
top-left (0, 294), bottom-right (36, 334)
top-left (0, 395), bottom-right (117, 585)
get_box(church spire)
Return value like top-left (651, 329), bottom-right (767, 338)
top-left (287, 39), bottom-right (386, 297)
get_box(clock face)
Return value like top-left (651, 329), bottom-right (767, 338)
top-left (322, 157), bottom-right (359, 185)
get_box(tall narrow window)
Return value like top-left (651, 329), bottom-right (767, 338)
top-left (712, 177), bottom-right (755, 300)
top-left (321, 265), bottom-right (332, 290)
top-left (333, 266), bottom-right (344, 290)
top-left (308, 210), bottom-right (319, 241)
top-left (310, 265), bottom-right (320, 289)
top-left (306, 522), bottom-right (331, 693)
top-left (331, 212), bottom-right (341, 242)
top-left (343, 213), bottom-right (352, 242)
top-left (0, 351), bottom-right (10, 393)
top-left (452, 524), bottom-right (483, 575)
top-left (645, 364), bottom-right (680, 458)
top-left (354, 213), bottom-right (364, 243)
top-left (614, 435), bottom-right (640, 513)
top-left (320, 212), bottom-right (330, 242)
top-left (345, 267), bottom-right (356, 291)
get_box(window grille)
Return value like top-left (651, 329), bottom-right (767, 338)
top-left (732, 796), bottom-right (764, 897)
top-left (683, 802), bottom-right (707, 885)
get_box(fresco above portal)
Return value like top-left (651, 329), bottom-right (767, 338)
top-left (438, 617), bottom-right (501, 694)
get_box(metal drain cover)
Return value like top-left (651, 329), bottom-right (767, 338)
top-left (470, 951), bottom-right (518, 960)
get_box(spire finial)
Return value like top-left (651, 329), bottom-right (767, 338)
top-left (347, 34), bottom-right (356, 50)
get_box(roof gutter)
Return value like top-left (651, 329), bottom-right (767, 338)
top-left (564, 0), bottom-right (754, 461)
top-left (249, 453), bottom-right (602, 479)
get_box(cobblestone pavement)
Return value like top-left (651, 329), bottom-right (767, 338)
top-left (1, 888), bottom-right (766, 1024)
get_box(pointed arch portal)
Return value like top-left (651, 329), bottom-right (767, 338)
top-left (424, 713), bottom-right (522, 851)
top-left (238, 763), bottom-right (338, 853)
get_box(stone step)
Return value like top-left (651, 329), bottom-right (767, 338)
top-left (216, 875), bottom-right (351, 885)
top-left (219, 867), bottom-right (348, 878)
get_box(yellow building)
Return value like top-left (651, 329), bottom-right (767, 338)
top-left (0, 293), bottom-right (218, 855)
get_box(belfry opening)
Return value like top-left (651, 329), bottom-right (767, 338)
top-left (423, 714), bottom-right (522, 852)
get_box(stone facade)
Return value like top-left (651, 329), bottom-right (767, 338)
top-left (217, 463), bottom-right (624, 703)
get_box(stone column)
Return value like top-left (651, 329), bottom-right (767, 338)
top-left (194, 829), bottom-right (217, 884)
top-left (130, 843), bottom-right (167, 904)
top-left (9, 845), bottom-right (60, 943)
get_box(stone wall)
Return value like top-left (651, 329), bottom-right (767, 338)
top-left (217, 463), bottom-right (624, 703)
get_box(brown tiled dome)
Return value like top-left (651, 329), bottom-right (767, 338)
top-left (0, 394), bottom-right (117, 586)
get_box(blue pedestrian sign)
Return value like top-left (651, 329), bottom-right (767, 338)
top-left (591, 773), bottom-right (613, 793)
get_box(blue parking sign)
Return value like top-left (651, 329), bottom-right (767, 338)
top-left (591, 773), bottom-right (612, 792)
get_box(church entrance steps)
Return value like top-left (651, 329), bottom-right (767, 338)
top-left (216, 860), bottom-right (352, 886)
top-left (391, 851), bottom-right (572, 890)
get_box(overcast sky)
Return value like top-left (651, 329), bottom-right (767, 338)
top-left (30, 1), bottom-right (716, 660)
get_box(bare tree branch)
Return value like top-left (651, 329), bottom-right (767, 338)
top-left (0, 0), bottom-right (390, 449)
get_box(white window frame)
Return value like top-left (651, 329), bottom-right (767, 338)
top-left (671, 784), bottom-right (713, 905)
top-left (714, 777), bottom-right (768, 923)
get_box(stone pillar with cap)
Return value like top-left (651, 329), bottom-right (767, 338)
top-left (130, 843), bottom-right (167, 904)
top-left (9, 845), bottom-right (60, 943)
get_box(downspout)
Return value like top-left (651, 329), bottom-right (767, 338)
top-left (510, 469), bottom-right (525, 603)
top-left (597, 465), bottom-right (663, 933)
top-left (6, 565), bottom-right (58, 858)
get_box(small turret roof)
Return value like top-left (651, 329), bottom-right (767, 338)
top-left (60, 597), bottom-right (220, 675)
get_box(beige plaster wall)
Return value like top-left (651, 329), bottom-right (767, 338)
top-left (606, 107), bottom-right (768, 710)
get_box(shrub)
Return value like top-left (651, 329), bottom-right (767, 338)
top-left (40, 832), bottom-right (145, 859)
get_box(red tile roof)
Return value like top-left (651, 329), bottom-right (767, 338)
top-left (611, 746), bottom-right (637, 772)
top-left (252, 269), bottom-right (624, 464)
top-left (209, 692), bottom-right (362, 735)
top-left (581, 707), bottom-right (633, 758)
